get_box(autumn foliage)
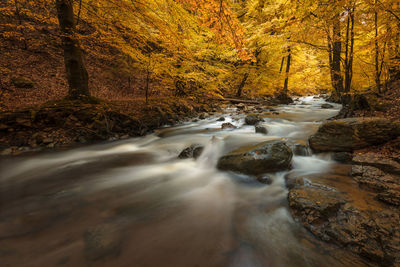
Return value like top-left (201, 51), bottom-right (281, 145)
top-left (0, 0), bottom-right (400, 109)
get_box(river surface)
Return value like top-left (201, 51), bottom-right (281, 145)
top-left (0, 97), bottom-right (364, 266)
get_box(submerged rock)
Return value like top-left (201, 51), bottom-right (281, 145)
top-left (256, 174), bottom-right (273, 185)
top-left (217, 141), bottom-right (293, 175)
top-left (321, 103), bottom-right (334, 109)
top-left (309, 117), bottom-right (400, 152)
top-left (178, 144), bottom-right (204, 159)
top-left (292, 144), bottom-right (310, 156)
top-left (221, 122), bottom-right (237, 129)
top-left (245, 114), bottom-right (263, 125)
top-left (255, 125), bottom-right (268, 134)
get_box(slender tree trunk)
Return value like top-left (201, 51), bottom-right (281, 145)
top-left (283, 46), bottom-right (291, 94)
top-left (375, 2), bottom-right (381, 93)
top-left (237, 72), bottom-right (249, 97)
top-left (344, 7), bottom-right (355, 93)
top-left (279, 57), bottom-right (285, 73)
top-left (332, 11), bottom-right (344, 96)
top-left (76, 0), bottom-right (83, 26)
top-left (56, 0), bottom-right (89, 99)
top-left (327, 36), bottom-right (338, 96)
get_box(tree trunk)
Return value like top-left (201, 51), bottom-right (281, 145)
top-left (237, 72), bottom-right (249, 97)
top-left (332, 11), bottom-right (344, 95)
top-left (279, 57), bottom-right (285, 73)
top-left (375, 2), bottom-right (381, 93)
top-left (283, 46), bottom-right (291, 94)
top-left (344, 7), bottom-right (355, 93)
top-left (56, 0), bottom-right (89, 99)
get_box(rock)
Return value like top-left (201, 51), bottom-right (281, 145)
top-left (309, 117), bottom-right (400, 152)
top-left (245, 114), bottom-right (263, 125)
top-left (15, 118), bottom-right (32, 127)
top-left (217, 117), bottom-right (225, 121)
top-left (199, 113), bottom-right (207, 120)
top-left (42, 137), bottom-right (53, 144)
top-left (236, 103), bottom-right (245, 110)
top-left (84, 223), bottom-right (123, 261)
top-left (255, 125), bottom-right (268, 134)
top-left (275, 93), bottom-right (294, 104)
top-left (257, 175), bottom-right (273, 185)
top-left (1, 148), bottom-right (13, 155)
top-left (321, 103), bottom-right (334, 109)
top-left (221, 123), bottom-right (237, 129)
top-left (272, 112), bottom-right (280, 115)
top-left (351, 152), bottom-right (400, 206)
top-left (217, 141), bottom-right (293, 175)
top-left (288, 185), bottom-right (346, 224)
top-left (288, 180), bottom-right (400, 265)
top-left (378, 189), bottom-right (400, 206)
top-left (292, 144), bottom-right (310, 156)
top-left (11, 76), bottom-right (34, 88)
top-left (178, 144), bottom-right (204, 159)
top-left (332, 152), bottom-right (353, 164)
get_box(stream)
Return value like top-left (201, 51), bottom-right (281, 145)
top-left (0, 96), bottom-right (365, 266)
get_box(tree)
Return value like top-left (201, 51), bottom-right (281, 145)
top-left (56, 0), bottom-right (89, 99)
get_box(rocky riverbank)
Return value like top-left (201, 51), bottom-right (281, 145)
top-left (287, 116), bottom-right (400, 265)
top-left (0, 97), bottom-right (217, 155)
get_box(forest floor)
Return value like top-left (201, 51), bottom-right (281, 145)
top-left (354, 80), bottom-right (400, 161)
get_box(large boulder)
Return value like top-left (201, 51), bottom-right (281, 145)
top-left (309, 117), bottom-right (400, 152)
top-left (217, 141), bottom-right (293, 175)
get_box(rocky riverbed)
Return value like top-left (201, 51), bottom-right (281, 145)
top-left (0, 96), bottom-right (399, 266)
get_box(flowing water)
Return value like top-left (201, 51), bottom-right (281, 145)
top-left (0, 97), bottom-right (364, 266)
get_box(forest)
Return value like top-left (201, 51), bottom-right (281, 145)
top-left (0, 0), bottom-right (400, 266)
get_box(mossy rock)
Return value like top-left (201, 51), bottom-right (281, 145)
top-left (11, 76), bottom-right (34, 89)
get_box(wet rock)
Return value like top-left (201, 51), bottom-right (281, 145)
top-left (236, 103), bottom-right (245, 110)
top-left (257, 175), bottom-right (273, 185)
top-left (217, 141), bottom-right (293, 175)
top-left (351, 152), bottom-right (400, 206)
top-left (11, 76), bottom-right (34, 88)
top-left (217, 117), bottom-right (225, 121)
top-left (288, 185), bottom-right (346, 224)
top-left (288, 181), bottom-right (400, 265)
top-left (245, 114), bottom-right (263, 125)
top-left (199, 113), bottom-right (207, 120)
top-left (84, 223), bottom-right (123, 261)
top-left (221, 123), bottom-right (237, 129)
top-left (255, 125), bottom-right (268, 134)
top-left (309, 117), bottom-right (400, 152)
top-left (321, 103), bottom-right (334, 109)
top-left (332, 152), bottom-right (353, 164)
top-left (272, 112), bottom-right (280, 115)
top-left (292, 144), bottom-right (310, 156)
top-left (1, 148), bottom-right (13, 155)
top-left (378, 189), bottom-right (400, 206)
top-left (178, 144), bottom-right (204, 159)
